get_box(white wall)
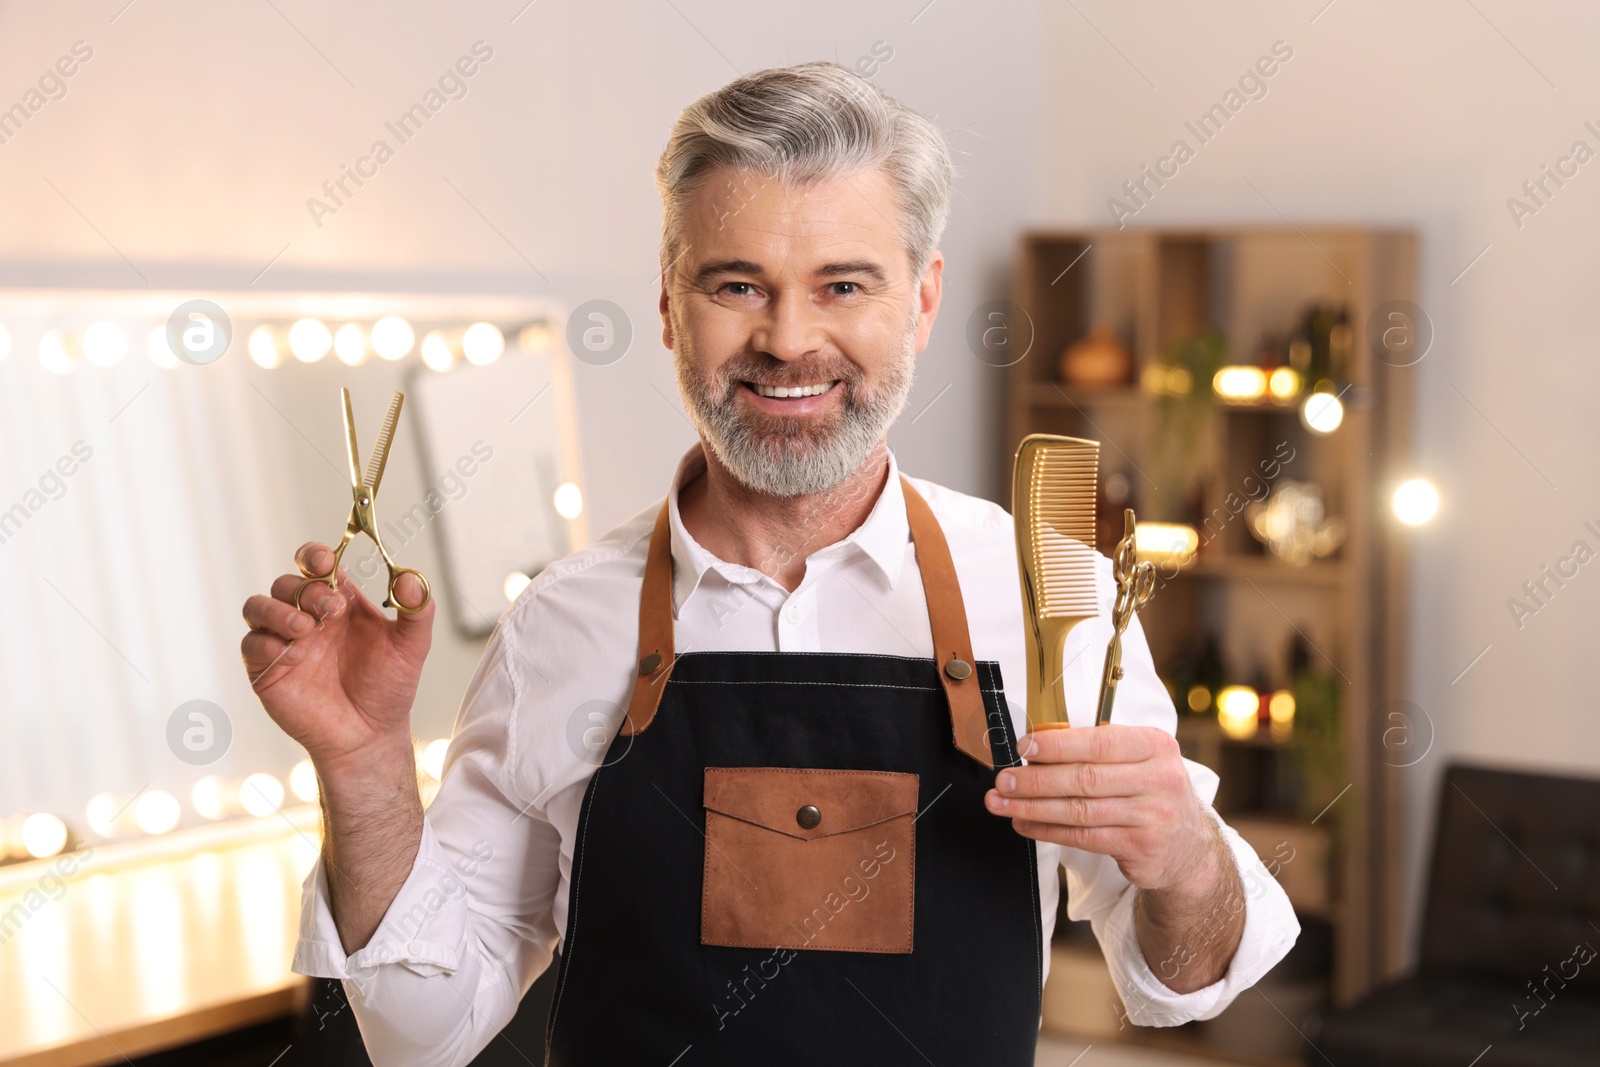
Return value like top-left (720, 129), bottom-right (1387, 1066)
top-left (0, 2), bottom-right (1037, 808)
top-left (1035, 0), bottom-right (1600, 966)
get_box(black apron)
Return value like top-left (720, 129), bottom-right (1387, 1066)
top-left (543, 476), bottom-right (1042, 1065)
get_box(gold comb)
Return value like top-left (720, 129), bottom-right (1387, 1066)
top-left (1013, 434), bottom-right (1100, 730)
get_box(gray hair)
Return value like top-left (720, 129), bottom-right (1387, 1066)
top-left (654, 61), bottom-right (954, 282)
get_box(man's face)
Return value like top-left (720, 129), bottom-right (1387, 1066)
top-left (661, 163), bottom-right (943, 496)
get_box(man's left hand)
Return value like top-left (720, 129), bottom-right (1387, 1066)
top-left (984, 723), bottom-right (1222, 897)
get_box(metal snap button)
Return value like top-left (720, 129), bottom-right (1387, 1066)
top-left (639, 652), bottom-right (663, 675)
top-left (944, 657), bottom-right (972, 680)
top-left (796, 804), bottom-right (821, 829)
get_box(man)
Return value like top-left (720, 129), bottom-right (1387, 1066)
top-left (242, 61), bottom-right (1298, 1065)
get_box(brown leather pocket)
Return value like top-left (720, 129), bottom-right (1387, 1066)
top-left (700, 767), bottom-right (918, 954)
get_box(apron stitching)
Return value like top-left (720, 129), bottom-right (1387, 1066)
top-left (546, 766), bottom-right (602, 1057)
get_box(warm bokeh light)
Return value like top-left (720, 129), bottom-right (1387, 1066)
top-left (39, 329), bottom-right (74, 375)
top-left (1393, 478), bottom-right (1440, 526)
top-left (1217, 686), bottom-right (1259, 740)
top-left (240, 773), bottom-right (285, 817)
top-left (288, 318), bottom-right (332, 362)
top-left (21, 812), bottom-right (68, 859)
top-left (371, 315), bottom-right (415, 360)
top-left (1134, 522), bottom-right (1198, 569)
top-left (1186, 684), bottom-right (1211, 713)
top-left (192, 775), bottom-right (227, 820)
top-left (1301, 391), bottom-right (1344, 434)
top-left (334, 323), bottom-right (369, 366)
top-left (503, 571), bottom-right (532, 603)
top-left (290, 759), bottom-right (319, 804)
top-left (553, 481), bottom-right (584, 519)
top-left (248, 325), bottom-right (283, 369)
top-left (462, 322), bottom-right (505, 366)
top-left (421, 329), bottom-right (455, 372)
top-left (1213, 366), bottom-right (1268, 402)
top-left (147, 325), bottom-right (180, 368)
top-left (1268, 366), bottom-right (1301, 400)
top-left (134, 790), bottom-right (181, 836)
top-left (83, 321), bottom-right (128, 367)
top-left (517, 320), bottom-right (553, 355)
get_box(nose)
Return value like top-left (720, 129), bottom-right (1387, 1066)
top-left (750, 288), bottom-right (825, 363)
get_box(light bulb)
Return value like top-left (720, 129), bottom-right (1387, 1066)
top-left (421, 330), bottom-right (455, 372)
top-left (288, 318), bottom-right (332, 363)
top-left (1393, 478), bottom-right (1439, 526)
top-left (86, 793), bottom-right (119, 837)
top-left (1301, 392), bottom-right (1344, 434)
top-left (21, 813), bottom-right (68, 858)
top-left (517, 321), bottom-right (552, 355)
top-left (1213, 366), bottom-right (1267, 402)
top-left (335, 323), bottom-right (369, 366)
top-left (134, 790), bottom-right (181, 835)
top-left (503, 571), bottom-right (531, 603)
top-left (1216, 686), bottom-right (1259, 740)
top-left (192, 775), bottom-right (228, 820)
top-left (422, 739), bottom-right (449, 782)
top-left (39, 330), bottom-right (74, 375)
top-left (83, 321), bottom-right (128, 367)
top-left (371, 316), bottom-right (415, 361)
top-left (248, 325), bottom-right (283, 369)
top-left (290, 759), bottom-right (319, 803)
top-left (147, 325), bottom-right (180, 368)
top-left (1268, 366), bottom-right (1300, 400)
top-left (553, 482), bottom-right (583, 519)
top-left (240, 773), bottom-right (285, 817)
top-left (462, 322), bottom-right (504, 366)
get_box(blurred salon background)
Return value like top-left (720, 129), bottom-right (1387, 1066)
top-left (2, 2), bottom-right (1598, 1065)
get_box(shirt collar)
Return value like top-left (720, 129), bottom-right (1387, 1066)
top-left (663, 440), bottom-right (911, 617)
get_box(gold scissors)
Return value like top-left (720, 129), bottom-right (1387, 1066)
top-left (1095, 508), bottom-right (1156, 725)
top-left (293, 388), bottom-right (430, 615)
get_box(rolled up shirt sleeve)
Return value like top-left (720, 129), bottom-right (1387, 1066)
top-left (1054, 579), bottom-right (1301, 1027)
top-left (289, 621), bottom-right (566, 1067)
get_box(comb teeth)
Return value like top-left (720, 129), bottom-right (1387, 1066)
top-left (1023, 438), bottom-right (1099, 618)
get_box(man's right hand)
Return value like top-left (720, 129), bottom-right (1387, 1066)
top-left (241, 541), bottom-right (434, 769)
top-left (241, 541), bottom-right (435, 956)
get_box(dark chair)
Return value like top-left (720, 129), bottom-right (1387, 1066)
top-left (1309, 763), bottom-right (1600, 1066)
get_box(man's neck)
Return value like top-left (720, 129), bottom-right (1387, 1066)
top-left (677, 440), bottom-right (892, 593)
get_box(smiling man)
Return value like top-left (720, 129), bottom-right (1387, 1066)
top-left (243, 61), bottom-right (1298, 1066)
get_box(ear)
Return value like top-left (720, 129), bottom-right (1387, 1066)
top-left (659, 279), bottom-right (674, 350)
top-left (913, 250), bottom-right (944, 355)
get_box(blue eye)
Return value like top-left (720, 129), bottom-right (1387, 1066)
top-left (721, 282), bottom-right (757, 297)
top-left (831, 282), bottom-right (860, 296)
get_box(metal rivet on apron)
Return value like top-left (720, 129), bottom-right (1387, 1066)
top-left (796, 805), bottom-right (821, 829)
top-left (639, 652), bottom-right (663, 675)
top-left (944, 657), bottom-right (972, 680)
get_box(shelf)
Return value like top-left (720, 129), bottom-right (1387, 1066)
top-left (1180, 553), bottom-right (1349, 586)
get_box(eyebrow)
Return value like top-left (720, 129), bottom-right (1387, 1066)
top-left (689, 258), bottom-right (891, 288)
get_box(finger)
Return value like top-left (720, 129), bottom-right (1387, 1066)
top-left (995, 759), bottom-right (1144, 799)
top-left (985, 790), bottom-right (1141, 826)
top-left (295, 542), bottom-right (336, 579)
top-left (1020, 723), bottom-right (1173, 765)
top-left (384, 573), bottom-right (435, 660)
top-left (270, 573), bottom-right (348, 621)
top-left (243, 594), bottom-right (315, 641)
top-left (242, 629), bottom-right (299, 682)
top-left (1011, 817), bottom-right (1126, 856)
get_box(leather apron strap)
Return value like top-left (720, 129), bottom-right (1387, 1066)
top-left (620, 474), bottom-right (994, 769)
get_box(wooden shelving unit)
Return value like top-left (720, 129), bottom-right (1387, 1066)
top-left (1009, 228), bottom-right (1417, 1060)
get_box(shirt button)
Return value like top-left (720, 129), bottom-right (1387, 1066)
top-left (408, 942), bottom-right (423, 955)
top-left (785, 603), bottom-right (801, 623)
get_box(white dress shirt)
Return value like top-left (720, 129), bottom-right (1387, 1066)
top-left (292, 441), bottom-right (1301, 1067)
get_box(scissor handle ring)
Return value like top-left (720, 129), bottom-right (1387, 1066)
top-left (292, 573), bottom-right (338, 614)
top-left (386, 567), bottom-right (431, 615)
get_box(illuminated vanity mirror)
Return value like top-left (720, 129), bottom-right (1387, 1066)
top-left (0, 288), bottom-right (583, 854)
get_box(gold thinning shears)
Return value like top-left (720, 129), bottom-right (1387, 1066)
top-left (293, 388), bottom-right (431, 615)
top-left (1095, 508), bottom-right (1156, 725)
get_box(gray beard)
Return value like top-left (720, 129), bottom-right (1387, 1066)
top-left (674, 308), bottom-right (919, 497)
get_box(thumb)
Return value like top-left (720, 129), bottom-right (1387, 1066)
top-left (389, 572), bottom-right (435, 653)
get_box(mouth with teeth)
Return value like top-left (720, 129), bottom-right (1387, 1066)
top-left (739, 382), bottom-right (838, 403)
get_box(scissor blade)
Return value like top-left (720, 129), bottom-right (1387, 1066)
top-left (364, 392), bottom-right (404, 495)
top-left (341, 388), bottom-right (362, 489)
